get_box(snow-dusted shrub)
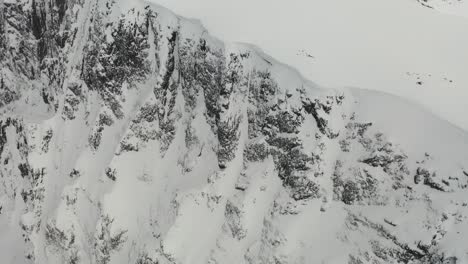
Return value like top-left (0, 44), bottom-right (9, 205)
top-left (95, 215), bottom-right (127, 264)
top-left (244, 142), bottom-right (269, 162)
top-left (289, 176), bottom-right (320, 201)
top-left (342, 180), bottom-right (360, 205)
top-left (339, 139), bottom-right (351, 152)
top-left (41, 129), bottom-right (53, 152)
top-left (88, 127), bottom-right (104, 150)
top-left (135, 252), bottom-right (158, 264)
top-left (217, 116), bottom-right (241, 168)
top-left (225, 200), bottom-right (246, 240)
top-left (45, 223), bottom-right (68, 250)
top-left (180, 38), bottom-right (225, 114)
top-left (45, 222), bottom-right (79, 264)
top-left (348, 255), bottom-right (364, 264)
top-left (275, 149), bottom-right (312, 181)
top-left (0, 85), bottom-right (20, 108)
top-left (98, 112), bottom-right (114, 127)
top-left (265, 110), bottom-right (303, 134)
top-left (82, 9), bottom-right (151, 118)
top-left (266, 136), bottom-right (301, 152)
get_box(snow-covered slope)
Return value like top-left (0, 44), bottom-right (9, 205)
top-left (1, 0), bottom-right (468, 263)
top-left (416, 0), bottom-right (468, 17)
top-left (150, 0), bottom-right (468, 132)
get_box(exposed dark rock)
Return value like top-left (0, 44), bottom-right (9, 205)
top-left (302, 97), bottom-right (340, 139)
top-left (18, 163), bottom-right (30, 178)
top-left (415, 167), bottom-right (447, 192)
top-left (69, 169), bottom-right (80, 178)
top-left (105, 168), bottom-right (117, 181)
top-left (414, 173), bottom-right (422, 184)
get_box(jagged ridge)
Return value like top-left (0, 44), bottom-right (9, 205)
top-left (1, 0), bottom-right (468, 263)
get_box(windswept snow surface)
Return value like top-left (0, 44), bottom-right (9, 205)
top-left (416, 0), bottom-right (468, 17)
top-left (150, 0), bottom-right (468, 131)
top-left (1, 0), bottom-right (468, 264)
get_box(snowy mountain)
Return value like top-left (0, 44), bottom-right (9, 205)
top-left (1, 0), bottom-right (468, 263)
top-left (150, 0), bottom-right (468, 132)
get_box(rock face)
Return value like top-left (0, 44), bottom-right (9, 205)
top-left (1, 1), bottom-right (468, 263)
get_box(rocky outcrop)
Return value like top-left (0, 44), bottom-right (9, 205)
top-left (1, 1), bottom-right (468, 264)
